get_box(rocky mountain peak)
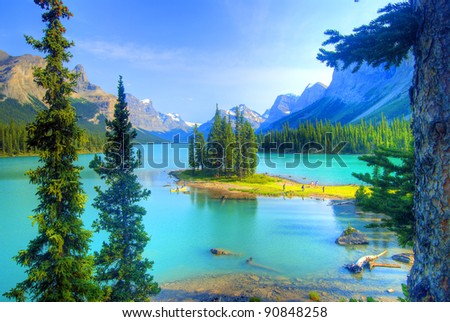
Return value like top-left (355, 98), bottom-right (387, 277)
top-left (291, 82), bottom-right (327, 113)
top-left (198, 104), bottom-right (266, 136)
top-left (0, 50), bottom-right (10, 62)
top-left (73, 64), bottom-right (89, 83)
top-left (0, 51), bottom-right (45, 104)
top-left (264, 58), bottom-right (413, 131)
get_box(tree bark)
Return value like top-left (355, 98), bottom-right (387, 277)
top-left (408, 0), bottom-right (450, 301)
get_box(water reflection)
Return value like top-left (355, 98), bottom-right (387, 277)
top-left (0, 154), bottom-right (410, 302)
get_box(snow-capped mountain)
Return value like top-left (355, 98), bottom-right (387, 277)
top-left (125, 94), bottom-right (192, 137)
top-left (260, 82), bottom-right (327, 129)
top-left (1, 48), bottom-right (413, 143)
top-left (198, 104), bottom-right (266, 135)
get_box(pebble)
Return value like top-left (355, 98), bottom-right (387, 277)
top-left (249, 275), bottom-right (260, 282)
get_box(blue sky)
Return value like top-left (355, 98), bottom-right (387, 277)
top-left (1, 0), bottom-right (393, 122)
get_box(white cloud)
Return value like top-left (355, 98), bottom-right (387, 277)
top-left (76, 39), bottom-right (188, 71)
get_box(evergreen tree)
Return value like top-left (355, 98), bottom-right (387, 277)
top-left (193, 124), bottom-right (205, 170)
top-left (317, 2), bottom-right (417, 72)
top-left (234, 106), bottom-right (243, 177)
top-left (206, 104), bottom-right (224, 171)
top-left (222, 116), bottom-right (235, 174)
top-left (3, 0), bottom-right (101, 302)
top-left (188, 133), bottom-right (195, 173)
top-left (241, 121), bottom-right (258, 176)
top-left (353, 147), bottom-right (414, 247)
top-left (89, 76), bottom-right (160, 301)
top-left (317, 0), bottom-right (449, 301)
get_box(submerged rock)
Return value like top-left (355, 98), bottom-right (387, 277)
top-left (335, 227), bottom-right (369, 245)
top-left (210, 248), bottom-right (235, 256)
top-left (392, 253), bottom-right (414, 264)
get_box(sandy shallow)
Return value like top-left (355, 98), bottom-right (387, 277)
top-left (154, 273), bottom-right (402, 302)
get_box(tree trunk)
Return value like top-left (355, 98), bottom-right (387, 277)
top-left (408, 0), bottom-right (450, 301)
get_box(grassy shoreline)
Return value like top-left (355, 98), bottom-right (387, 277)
top-left (170, 170), bottom-right (359, 200)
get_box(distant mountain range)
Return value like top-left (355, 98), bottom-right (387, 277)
top-left (0, 49), bottom-right (413, 142)
top-left (261, 82), bottom-right (328, 128)
top-left (264, 57), bottom-right (413, 131)
top-left (0, 50), bottom-right (192, 142)
top-left (198, 104), bottom-right (265, 136)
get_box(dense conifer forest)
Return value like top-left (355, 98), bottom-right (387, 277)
top-left (259, 116), bottom-right (412, 154)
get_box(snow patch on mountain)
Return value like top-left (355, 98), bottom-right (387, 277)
top-left (185, 121), bottom-right (201, 127)
top-left (166, 112), bottom-right (181, 122)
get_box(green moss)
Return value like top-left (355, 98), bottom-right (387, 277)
top-left (309, 291), bottom-right (321, 302)
top-left (249, 297), bottom-right (261, 302)
top-left (349, 297), bottom-right (378, 302)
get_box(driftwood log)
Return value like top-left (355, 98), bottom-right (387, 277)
top-left (245, 257), bottom-right (280, 273)
top-left (210, 248), bottom-right (239, 256)
top-left (345, 250), bottom-right (388, 273)
top-left (369, 262), bottom-right (401, 270)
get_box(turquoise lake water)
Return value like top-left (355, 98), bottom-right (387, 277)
top-left (0, 148), bottom-right (411, 301)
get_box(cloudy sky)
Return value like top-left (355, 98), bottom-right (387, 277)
top-left (1, 0), bottom-right (392, 122)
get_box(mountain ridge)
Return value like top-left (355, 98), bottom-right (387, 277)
top-left (0, 49), bottom-right (413, 141)
top-left (0, 50), bottom-right (192, 141)
top-left (198, 104), bottom-right (266, 137)
top-left (263, 57), bottom-right (413, 131)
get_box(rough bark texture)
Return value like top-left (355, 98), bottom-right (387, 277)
top-left (408, 0), bottom-right (450, 301)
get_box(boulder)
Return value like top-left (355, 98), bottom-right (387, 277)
top-left (392, 253), bottom-right (414, 264)
top-left (335, 227), bottom-right (369, 245)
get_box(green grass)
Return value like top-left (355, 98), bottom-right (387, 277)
top-left (344, 223), bottom-right (357, 235)
top-left (176, 170), bottom-right (359, 199)
top-left (249, 297), bottom-right (261, 302)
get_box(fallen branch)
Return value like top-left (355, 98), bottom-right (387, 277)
top-left (369, 262), bottom-right (401, 270)
top-left (210, 248), bottom-right (241, 256)
top-left (345, 250), bottom-right (388, 273)
top-left (246, 257), bottom-right (280, 273)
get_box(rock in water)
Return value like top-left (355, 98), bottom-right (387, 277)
top-left (335, 228), bottom-right (369, 245)
top-left (392, 253), bottom-right (414, 264)
top-left (344, 263), bottom-right (364, 273)
top-left (210, 248), bottom-right (233, 256)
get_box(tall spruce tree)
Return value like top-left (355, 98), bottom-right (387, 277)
top-left (3, 0), bottom-right (101, 301)
top-left (318, 1), bottom-right (449, 301)
top-left (194, 125), bottom-right (206, 170)
top-left (89, 76), bottom-right (160, 301)
top-left (240, 121), bottom-right (258, 176)
top-left (353, 147), bottom-right (414, 247)
top-left (188, 133), bottom-right (196, 173)
top-left (222, 116), bottom-right (236, 174)
top-left (207, 104), bottom-right (224, 171)
top-left (234, 106), bottom-right (244, 177)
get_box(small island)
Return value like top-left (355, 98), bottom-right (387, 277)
top-left (170, 170), bottom-right (359, 200)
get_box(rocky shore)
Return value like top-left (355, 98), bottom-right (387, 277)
top-left (154, 273), bottom-right (403, 302)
